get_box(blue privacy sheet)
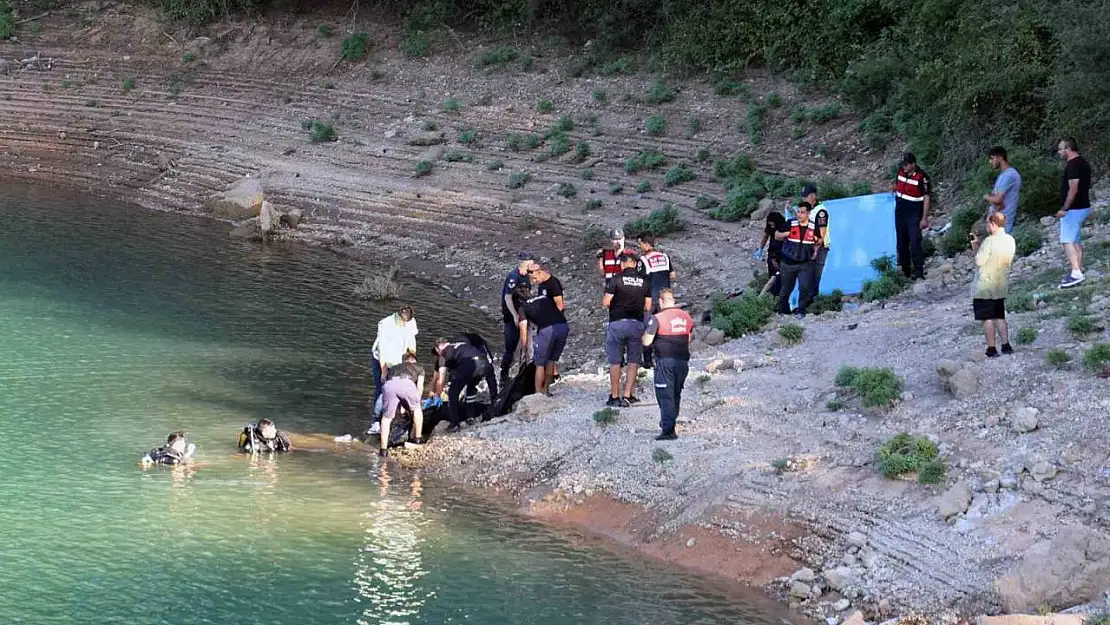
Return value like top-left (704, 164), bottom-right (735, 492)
top-left (786, 193), bottom-right (898, 306)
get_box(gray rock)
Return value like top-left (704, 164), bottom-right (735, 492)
top-left (912, 281), bottom-right (931, 296)
top-left (789, 580), bottom-right (812, 598)
top-left (790, 567), bottom-right (817, 583)
top-left (1040, 215), bottom-right (1057, 227)
top-left (936, 359), bottom-right (963, 378)
top-left (984, 479), bottom-right (1000, 493)
top-left (846, 531), bottom-right (868, 548)
top-left (938, 481), bottom-right (973, 519)
top-left (685, 537), bottom-right (696, 548)
top-left (824, 566), bottom-right (857, 591)
top-left (1031, 461), bottom-right (1058, 482)
top-left (513, 393), bottom-right (558, 421)
top-left (833, 599), bottom-right (851, 612)
top-left (228, 222), bottom-right (262, 242)
top-left (1012, 406), bottom-right (1040, 434)
top-left (995, 526), bottom-right (1110, 612)
top-left (259, 200), bottom-right (280, 235)
top-left (859, 549), bottom-right (878, 569)
top-left (944, 366), bottom-right (980, 399)
top-left (705, 328), bottom-right (726, 346)
top-left (280, 208), bottom-right (304, 229)
top-left (999, 476), bottom-right (1019, 489)
top-left (210, 177), bottom-right (264, 219)
top-left (706, 357), bottom-right (735, 373)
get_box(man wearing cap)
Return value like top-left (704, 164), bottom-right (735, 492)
top-left (500, 252), bottom-right (538, 383)
top-left (602, 251), bottom-right (652, 407)
top-left (801, 184), bottom-right (830, 304)
top-left (596, 228), bottom-right (627, 286)
top-left (369, 305), bottom-right (418, 434)
top-left (892, 152), bottom-right (932, 280)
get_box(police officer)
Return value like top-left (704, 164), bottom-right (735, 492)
top-left (642, 289), bottom-right (695, 440)
top-left (140, 431), bottom-right (196, 466)
top-left (602, 251), bottom-right (652, 407)
top-left (774, 201), bottom-right (818, 317)
top-left (595, 228), bottom-right (627, 286)
top-left (500, 252), bottom-right (538, 384)
top-left (637, 234), bottom-right (676, 312)
top-left (434, 336), bottom-right (499, 433)
top-left (801, 184), bottom-right (830, 306)
top-left (238, 418), bottom-right (292, 454)
top-left (892, 152), bottom-right (932, 279)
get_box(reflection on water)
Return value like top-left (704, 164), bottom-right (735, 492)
top-left (0, 184), bottom-right (786, 625)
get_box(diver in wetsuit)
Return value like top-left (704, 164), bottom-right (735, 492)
top-left (433, 335), bottom-right (498, 433)
top-left (140, 431), bottom-right (196, 466)
top-left (237, 418), bottom-right (292, 453)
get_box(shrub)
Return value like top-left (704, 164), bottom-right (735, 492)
top-left (550, 115), bottom-right (574, 133)
top-left (302, 119), bottom-right (336, 143)
top-left (664, 165), bottom-right (696, 188)
top-left (507, 172), bottom-right (531, 189)
top-left (523, 133), bottom-right (543, 150)
top-left (1012, 222), bottom-right (1044, 257)
top-left (182, 52), bottom-right (196, 63)
top-left (399, 30), bottom-right (433, 58)
top-left (917, 458), bottom-right (947, 485)
top-left (826, 398), bottom-right (846, 412)
top-left (592, 407), bottom-right (618, 425)
top-left (414, 160), bottom-right (433, 176)
top-left (316, 24), bottom-right (333, 38)
top-left (1067, 314), bottom-right (1103, 338)
top-left (579, 167), bottom-right (594, 180)
top-left (505, 133), bottom-right (523, 151)
top-left (581, 224), bottom-right (609, 251)
top-left (861, 255), bottom-right (909, 302)
top-left (625, 204), bottom-right (684, 238)
top-left (695, 147), bottom-right (711, 163)
top-left (695, 195), bottom-right (720, 211)
top-left (809, 289), bottom-right (844, 315)
top-left (746, 103), bottom-right (767, 144)
top-left (695, 373), bottom-right (711, 385)
top-left (644, 115), bottom-right (666, 136)
top-left (837, 366), bottom-right (903, 407)
top-left (712, 152), bottom-right (756, 180)
top-left (711, 292), bottom-right (776, 338)
top-left (652, 447), bottom-right (674, 464)
top-left (835, 366), bottom-right (861, 388)
top-left (476, 45), bottom-right (519, 69)
top-left (767, 91), bottom-right (782, 107)
top-left (340, 32), bottom-right (371, 61)
top-left (584, 198), bottom-right (602, 211)
top-left (457, 129), bottom-right (478, 145)
top-left (779, 323), bottom-right (805, 344)
top-left (1009, 292), bottom-right (1035, 312)
top-left (609, 183), bottom-right (623, 195)
top-left (625, 150), bottom-right (667, 174)
top-left (443, 151), bottom-right (473, 163)
top-left (635, 180), bottom-right (651, 193)
top-left (536, 98), bottom-right (554, 113)
top-left (943, 205), bottom-right (982, 256)
top-left (520, 55), bottom-right (534, 71)
top-left (1083, 343), bottom-right (1110, 373)
top-left (711, 76), bottom-right (748, 98)
top-left (876, 433), bottom-right (940, 483)
top-left (353, 266), bottom-right (400, 300)
top-left (442, 97), bottom-right (461, 112)
top-left (1046, 349), bottom-right (1071, 369)
top-left (121, 78), bottom-right (135, 92)
top-left (546, 133), bottom-right (571, 157)
top-left (771, 457), bottom-right (790, 472)
top-left (645, 79), bottom-right (676, 105)
top-left (573, 142), bottom-right (591, 162)
top-left (592, 89), bottom-right (608, 104)
top-left (921, 235), bottom-right (938, 259)
top-left (1015, 327), bottom-right (1038, 345)
top-left (685, 115), bottom-right (702, 136)
top-left (557, 182), bottom-right (577, 198)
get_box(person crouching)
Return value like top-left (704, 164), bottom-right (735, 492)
top-left (238, 418), bottom-right (292, 454)
top-left (140, 431), bottom-right (195, 466)
top-left (378, 351), bottom-right (426, 457)
top-left (434, 336), bottom-right (499, 433)
top-left (642, 289), bottom-right (694, 440)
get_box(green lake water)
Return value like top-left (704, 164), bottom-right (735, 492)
top-left (0, 184), bottom-right (786, 625)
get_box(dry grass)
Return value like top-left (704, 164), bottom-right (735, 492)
top-left (353, 266), bottom-right (401, 301)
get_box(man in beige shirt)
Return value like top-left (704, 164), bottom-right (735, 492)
top-left (969, 212), bottom-right (1016, 358)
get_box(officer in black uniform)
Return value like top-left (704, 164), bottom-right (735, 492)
top-left (238, 418), bottom-right (292, 453)
top-left (434, 336), bottom-right (499, 433)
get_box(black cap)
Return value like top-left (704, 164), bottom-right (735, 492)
top-left (518, 251), bottom-right (537, 261)
top-left (901, 152), bottom-right (917, 165)
top-left (801, 184), bottom-right (817, 197)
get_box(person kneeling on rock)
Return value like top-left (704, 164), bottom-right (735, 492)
top-left (434, 336), bottom-right (498, 433)
top-left (642, 289), bottom-right (695, 441)
top-left (140, 431), bottom-right (196, 466)
top-left (238, 418), bottom-right (292, 454)
top-left (378, 351), bottom-right (426, 458)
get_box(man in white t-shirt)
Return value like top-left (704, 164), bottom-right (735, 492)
top-left (369, 306), bottom-right (417, 433)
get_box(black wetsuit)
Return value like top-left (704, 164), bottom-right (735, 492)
top-left (144, 446), bottom-right (186, 465)
top-left (238, 425), bottom-right (292, 453)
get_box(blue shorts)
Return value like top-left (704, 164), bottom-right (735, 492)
top-left (1060, 208), bottom-right (1090, 244)
top-left (533, 323), bottom-right (569, 365)
top-left (605, 319), bottom-right (645, 366)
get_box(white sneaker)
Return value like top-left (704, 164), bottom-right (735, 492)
top-left (367, 422), bottom-right (381, 435)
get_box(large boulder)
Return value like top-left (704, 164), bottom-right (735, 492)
top-left (937, 481), bottom-right (973, 520)
top-left (259, 200), bottom-right (280, 235)
top-left (513, 393), bottom-right (557, 421)
top-left (210, 177), bottom-right (265, 219)
top-left (994, 527), bottom-right (1110, 613)
top-left (704, 328), bottom-right (726, 346)
top-left (1011, 407), bottom-right (1040, 434)
top-left (937, 359), bottom-right (979, 399)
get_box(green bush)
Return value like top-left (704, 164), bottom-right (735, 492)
top-left (652, 447), bottom-right (674, 464)
top-left (316, 24), bottom-right (333, 38)
top-left (686, 115), bottom-right (702, 136)
top-left (593, 407), bottom-right (618, 425)
top-left (1084, 343), bottom-right (1110, 373)
top-left (711, 292), bottom-right (776, 338)
top-left (581, 224), bottom-right (609, 251)
top-left (711, 75), bottom-right (749, 98)
top-left (340, 32), bottom-right (371, 61)
top-left (771, 457), bottom-right (790, 472)
top-left (457, 128), bottom-right (478, 145)
top-left (625, 204), bottom-right (684, 238)
top-left (712, 152), bottom-right (756, 180)
top-left (550, 115), bottom-right (574, 134)
top-left (507, 171), bottom-right (531, 189)
top-left (592, 89), bottom-right (608, 103)
top-left (826, 398), bottom-right (846, 412)
top-left (584, 198), bottom-right (602, 211)
top-left (835, 366), bottom-right (861, 388)
top-left (808, 289), bottom-right (844, 315)
top-left (476, 45), bottom-right (519, 69)
top-left (302, 119), bottom-right (336, 143)
top-left (746, 103), bottom-right (766, 144)
top-left (696, 147), bottom-right (712, 163)
top-left (921, 235), bottom-right (938, 259)
top-left (609, 183), bottom-right (623, 195)
top-left (876, 433), bottom-right (941, 483)
top-left (122, 78), bottom-right (136, 92)
top-left (536, 98), bottom-right (554, 113)
top-left (1046, 349), bottom-right (1071, 369)
top-left (943, 205), bottom-right (984, 257)
top-left (917, 458), bottom-right (947, 485)
top-left (645, 115), bottom-right (666, 136)
top-left (1012, 222), bottom-right (1045, 257)
top-left (664, 165), bottom-right (696, 187)
top-left (836, 366), bottom-right (903, 407)
top-left (636, 180), bottom-right (651, 193)
top-left (625, 150), bottom-right (667, 174)
top-left (443, 150), bottom-right (473, 163)
top-left (779, 323), bottom-right (805, 344)
top-left (557, 182), bottom-right (577, 198)
top-left (861, 255), bottom-right (909, 302)
top-left (709, 187), bottom-right (759, 222)
top-left (1067, 314), bottom-right (1103, 338)
top-left (645, 79), bottom-right (676, 105)
top-left (414, 160), bottom-right (433, 177)
top-left (1015, 327), bottom-right (1039, 345)
top-left (442, 97), bottom-right (461, 112)
top-left (574, 142), bottom-right (591, 162)
top-left (695, 195), bottom-right (720, 211)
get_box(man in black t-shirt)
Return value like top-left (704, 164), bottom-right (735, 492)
top-left (516, 277), bottom-right (570, 396)
top-left (756, 207), bottom-right (787, 296)
top-left (602, 252), bottom-right (652, 407)
top-left (434, 336), bottom-right (499, 432)
top-left (534, 267), bottom-right (565, 380)
top-left (1054, 137), bottom-right (1094, 288)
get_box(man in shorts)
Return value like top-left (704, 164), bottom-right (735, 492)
top-left (516, 269), bottom-right (570, 396)
top-left (1054, 137), bottom-right (1093, 288)
top-left (602, 251), bottom-right (652, 407)
top-left (969, 212), bottom-right (1016, 358)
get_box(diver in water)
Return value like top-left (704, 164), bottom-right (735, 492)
top-left (140, 431), bottom-right (196, 466)
top-left (238, 418), bottom-right (292, 453)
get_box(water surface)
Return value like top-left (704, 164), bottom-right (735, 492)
top-left (0, 184), bottom-right (786, 625)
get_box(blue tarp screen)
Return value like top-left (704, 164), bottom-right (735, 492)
top-left (787, 193), bottom-right (898, 304)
